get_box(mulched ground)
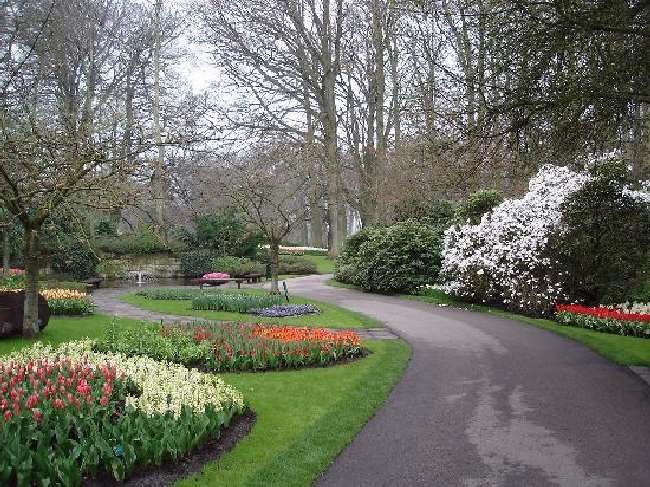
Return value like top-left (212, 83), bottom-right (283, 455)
top-left (85, 408), bottom-right (256, 487)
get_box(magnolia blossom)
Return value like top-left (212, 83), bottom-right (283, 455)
top-left (441, 165), bottom-right (591, 314)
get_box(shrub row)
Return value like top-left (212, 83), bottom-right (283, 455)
top-left (192, 293), bottom-right (284, 313)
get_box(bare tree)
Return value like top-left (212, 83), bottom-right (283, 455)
top-left (0, 0), bottom-right (155, 336)
top-left (214, 142), bottom-right (311, 293)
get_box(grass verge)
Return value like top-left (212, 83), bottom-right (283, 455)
top-left (302, 255), bottom-right (336, 274)
top-left (325, 278), bottom-right (359, 290)
top-left (121, 289), bottom-right (381, 329)
top-left (404, 290), bottom-right (650, 367)
top-left (0, 315), bottom-right (410, 487)
top-left (177, 338), bottom-right (409, 486)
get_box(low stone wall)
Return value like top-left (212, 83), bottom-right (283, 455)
top-left (99, 254), bottom-right (182, 279)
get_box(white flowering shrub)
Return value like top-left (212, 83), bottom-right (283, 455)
top-left (442, 161), bottom-right (650, 315)
top-left (441, 165), bottom-right (591, 315)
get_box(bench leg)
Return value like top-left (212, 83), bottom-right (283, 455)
top-left (237, 282), bottom-right (241, 289)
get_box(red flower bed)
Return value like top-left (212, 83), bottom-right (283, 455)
top-left (555, 304), bottom-right (650, 323)
top-left (156, 322), bottom-right (364, 371)
top-left (0, 358), bottom-right (124, 424)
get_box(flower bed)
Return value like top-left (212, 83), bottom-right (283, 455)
top-left (1, 341), bottom-right (244, 485)
top-left (555, 304), bottom-right (650, 338)
top-left (41, 289), bottom-right (94, 315)
top-left (96, 322), bottom-right (363, 371)
top-left (192, 293), bottom-right (284, 313)
top-left (135, 288), bottom-right (216, 300)
top-left (248, 304), bottom-right (320, 317)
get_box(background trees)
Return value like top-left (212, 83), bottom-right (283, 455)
top-left (1, 0), bottom-right (648, 333)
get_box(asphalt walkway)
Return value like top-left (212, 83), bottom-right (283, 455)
top-left (282, 275), bottom-right (650, 487)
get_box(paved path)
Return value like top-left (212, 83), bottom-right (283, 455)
top-left (274, 275), bottom-right (650, 487)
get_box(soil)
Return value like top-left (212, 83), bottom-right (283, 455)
top-left (84, 408), bottom-right (256, 487)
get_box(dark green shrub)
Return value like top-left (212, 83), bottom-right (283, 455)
top-left (336, 220), bottom-right (443, 294)
top-left (175, 211), bottom-right (263, 258)
top-left (455, 189), bottom-right (503, 224)
top-left (50, 241), bottom-right (99, 280)
top-left (278, 256), bottom-right (317, 275)
top-left (548, 166), bottom-right (650, 306)
top-left (179, 249), bottom-right (216, 277)
top-left (211, 256), bottom-right (265, 276)
top-left (393, 199), bottom-right (456, 229)
top-left (94, 219), bottom-right (117, 236)
top-left (334, 227), bottom-right (378, 284)
top-left (96, 226), bottom-right (171, 256)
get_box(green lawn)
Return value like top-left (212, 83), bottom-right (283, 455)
top-left (405, 290), bottom-right (650, 367)
top-left (121, 289), bottom-right (381, 329)
top-left (302, 255), bottom-right (336, 274)
top-left (178, 338), bottom-right (409, 486)
top-left (325, 278), bottom-right (359, 290)
top-left (0, 314), bottom-right (138, 356)
top-left (0, 315), bottom-right (410, 487)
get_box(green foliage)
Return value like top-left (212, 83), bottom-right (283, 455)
top-left (47, 297), bottom-right (94, 316)
top-left (50, 242), bottom-right (99, 281)
top-left (0, 273), bottom-right (25, 289)
top-left (96, 226), bottom-right (172, 256)
top-left (334, 228), bottom-right (377, 285)
top-left (278, 256), bottom-right (317, 275)
top-left (94, 219), bottom-right (117, 237)
top-left (335, 220), bottom-right (443, 294)
top-left (455, 189), bottom-right (503, 224)
top-left (96, 259), bottom-right (130, 279)
top-left (0, 276), bottom-right (88, 292)
top-left (303, 248), bottom-right (329, 256)
top-left (211, 256), bottom-right (265, 277)
top-left (95, 322), bottom-right (364, 372)
top-left (135, 288), bottom-right (216, 300)
top-left (192, 293), bottom-right (284, 313)
top-left (548, 168), bottom-right (650, 305)
top-left (393, 198), bottom-right (456, 229)
top-left (42, 281), bottom-right (88, 292)
top-left (0, 379), bottom-right (235, 485)
top-left (556, 310), bottom-right (650, 338)
top-left (179, 249), bottom-right (215, 277)
top-left (175, 211), bottom-right (263, 258)
top-left (258, 253), bottom-right (318, 275)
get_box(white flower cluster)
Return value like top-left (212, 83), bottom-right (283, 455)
top-left (622, 180), bottom-right (650, 204)
top-left (9, 341), bottom-right (245, 418)
top-left (441, 165), bottom-right (591, 314)
top-left (615, 302), bottom-right (650, 315)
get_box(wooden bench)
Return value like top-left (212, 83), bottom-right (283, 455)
top-left (242, 273), bottom-right (264, 283)
top-left (85, 277), bottom-right (104, 290)
top-left (192, 277), bottom-right (248, 290)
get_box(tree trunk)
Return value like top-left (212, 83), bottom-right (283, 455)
top-left (270, 241), bottom-right (280, 294)
top-left (22, 228), bottom-right (41, 338)
top-left (309, 194), bottom-right (324, 247)
top-left (2, 227), bottom-right (9, 274)
top-left (152, 0), bottom-right (166, 236)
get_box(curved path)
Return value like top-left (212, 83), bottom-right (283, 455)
top-left (94, 276), bottom-right (650, 486)
top-left (281, 275), bottom-right (650, 487)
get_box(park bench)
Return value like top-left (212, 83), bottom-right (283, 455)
top-left (85, 277), bottom-right (104, 290)
top-left (192, 277), bottom-right (248, 289)
top-left (242, 273), bottom-right (264, 283)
